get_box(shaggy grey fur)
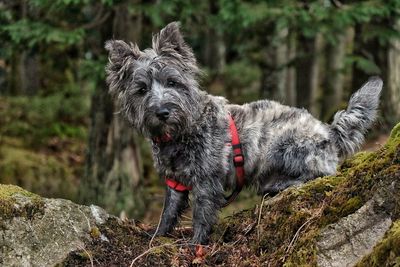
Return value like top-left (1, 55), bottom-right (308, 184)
top-left (105, 22), bottom-right (383, 245)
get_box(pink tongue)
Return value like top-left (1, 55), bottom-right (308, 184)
top-left (160, 133), bottom-right (172, 142)
top-left (153, 133), bottom-right (172, 143)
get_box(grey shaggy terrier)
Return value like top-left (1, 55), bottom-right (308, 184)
top-left (105, 22), bottom-right (383, 245)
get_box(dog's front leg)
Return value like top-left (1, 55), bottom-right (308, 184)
top-left (156, 187), bottom-right (189, 236)
top-left (191, 185), bottom-right (224, 245)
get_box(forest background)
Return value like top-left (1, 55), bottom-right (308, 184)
top-left (0, 0), bottom-right (399, 223)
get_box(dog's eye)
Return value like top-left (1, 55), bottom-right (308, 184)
top-left (137, 84), bottom-right (148, 95)
top-left (167, 80), bottom-right (177, 87)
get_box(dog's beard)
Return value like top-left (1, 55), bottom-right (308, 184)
top-left (143, 115), bottom-right (185, 140)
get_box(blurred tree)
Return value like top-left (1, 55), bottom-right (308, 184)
top-left (80, 0), bottom-right (146, 218)
top-left (0, 0), bottom-right (146, 217)
top-left (385, 17), bottom-right (400, 126)
top-left (204, 0), bottom-right (226, 75)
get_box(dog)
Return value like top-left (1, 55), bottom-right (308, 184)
top-left (105, 22), bottom-right (382, 245)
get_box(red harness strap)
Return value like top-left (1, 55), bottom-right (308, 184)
top-left (222, 115), bottom-right (245, 207)
top-left (165, 177), bottom-right (192, 191)
top-left (164, 114), bottom-right (245, 206)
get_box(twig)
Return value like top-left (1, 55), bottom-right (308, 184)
top-left (285, 218), bottom-right (313, 254)
top-left (217, 225), bottom-right (229, 244)
top-left (209, 243), bottom-right (219, 257)
top-left (224, 236), bottom-right (244, 247)
top-left (77, 244), bottom-right (94, 267)
top-left (149, 193), bottom-right (167, 249)
top-left (257, 193), bottom-right (269, 241)
top-left (181, 214), bottom-right (192, 220)
top-left (284, 202), bottom-right (326, 255)
top-left (129, 241), bottom-right (179, 267)
top-left (130, 241), bottom-right (210, 266)
top-left (175, 226), bottom-right (193, 231)
top-left (244, 222), bottom-right (257, 235)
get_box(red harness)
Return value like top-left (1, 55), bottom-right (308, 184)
top-left (160, 114), bottom-right (245, 206)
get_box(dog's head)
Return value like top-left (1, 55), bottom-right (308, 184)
top-left (105, 22), bottom-right (204, 139)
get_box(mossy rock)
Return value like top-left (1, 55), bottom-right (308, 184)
top-left (0, 184), bottom-right (44, 220)
top-left (61, 123), bottom-right (400, 266)
top-left (1, 123), bottom-right (399, 266)
top-left (356, 220), bottom-right (400, 267)
top-left (0, 184), bottom-right (111, 266)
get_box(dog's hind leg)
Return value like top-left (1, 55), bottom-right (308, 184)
top-left (261, 130), bottom-right (338, 196)
top-left (259, 153), bottom-right (336, 197)
top-left (156, 187), bottom-right (189, 236)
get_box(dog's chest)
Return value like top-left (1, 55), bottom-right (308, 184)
top-left (154, 143), bottom-right (194, 178)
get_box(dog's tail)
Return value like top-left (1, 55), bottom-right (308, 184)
top-left (330, 77), bottom-right (383, 158)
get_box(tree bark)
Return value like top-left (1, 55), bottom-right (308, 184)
top-left (80, 1), bottom-right (145, 218)
top-left (275, 27), bottom-right (289, 103)
top-left (82, 81), bottom-right (144, 217)
top-left (285, 30), bottom-right (297, 106)
top-left (309, 33), bottom-right (323, 117)
top-left (296, 34), bottom-right (322, 114)
top-left (260, 25), bottom-right (289, 103)
top-left (322, 31), bottom-right (349, 120)
top-left (385, 18), bottom-right (400, 126)
top-left (204, 0), bottom-right (226, 74)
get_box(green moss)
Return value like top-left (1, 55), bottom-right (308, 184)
top-left (0, 184), bottom-right (38, 199)
top-left (0, 145), bottom-right (78, 200)
top-left (356, 220), bottom-right (400, 266)
top-left (90, 226), bottom-right (101, 238)
top-left (0, 184), bottom-right (44, 220)
top-left (389, 123), bottom-right (400, 142)
top-left (322, 196), bottom-right (363, 222)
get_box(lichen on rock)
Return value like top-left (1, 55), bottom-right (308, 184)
top-left (0, 184), bottom-right (44, 220)
top-left (356, 220), bottom-right (400, 266)
top-left (0, 185), bottom-right (109, 266)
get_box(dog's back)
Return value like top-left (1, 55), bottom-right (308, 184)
top-left (226, 77), bottom-right (382, 195)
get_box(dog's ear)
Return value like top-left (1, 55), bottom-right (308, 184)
top-left (152, 22), bottom-right (197, 73)
top-left (105, 40), bottom-right (141, 95)
top-left (105, 40), bottom-right (141, 68)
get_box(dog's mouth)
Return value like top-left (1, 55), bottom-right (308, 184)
top-left (148, 122), bottom-right (176, 143)
top-left (152, 132), bottom-right (173, 143)
top-left (144, 110), bottom-right (188, 142)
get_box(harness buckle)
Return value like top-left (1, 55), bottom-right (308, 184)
top-left (233, 154), bottom-right (244, 167)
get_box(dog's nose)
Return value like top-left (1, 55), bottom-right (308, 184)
top-left (156, 108), bottom-right (170, 121)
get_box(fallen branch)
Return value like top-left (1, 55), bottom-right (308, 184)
top-left (257, 193), bottom-right (269, 241)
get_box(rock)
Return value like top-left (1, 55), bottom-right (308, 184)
top-left (0, 185), bottom-right (109, 266)
top-left (317, 198), bottom-right (392, 267)
top-left (0, 123), bottom-right (399, 266)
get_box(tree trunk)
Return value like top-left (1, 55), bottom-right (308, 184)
top-left (296, 34), bottom-right (322, 113)
top-left (275, 27), bottom-right (289, 103)
top-left (342, 27), bottom-right (355, 102)
top-left (285, 30), bottom-right (297, 106)
top-left (204, 0), bottom-right (226, 74)
top-left (82, 81), bottom-right (144, 217)
top-left (260, 25), bottom-right (289, 103)
top-left (80, 2), bottom-right (145, 218)
top-left (309, 33), bottom-right (323, 117)
top-left (321, 31), bottom-right (349, 120)
top-left (385, 18), bottom-right (400, 126)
